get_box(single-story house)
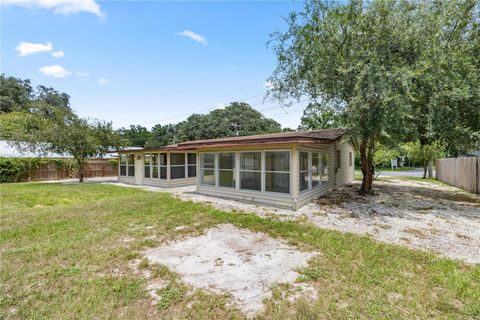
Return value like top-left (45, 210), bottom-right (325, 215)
top-left (116, 129), bottom-right (354, 210)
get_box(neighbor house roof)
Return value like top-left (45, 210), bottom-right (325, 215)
top-left (116, 129), bottom-right (347, 153)
top-left (0, 140), bottom-right (117, 159)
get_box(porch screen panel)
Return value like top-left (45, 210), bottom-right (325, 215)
top-left (265, 151), bottom-right (290, 193)
top-left (219, 152), bottom-right (235, 187)
top-left (201, 153), bottom-right (216, 185)
top-left (299, 152), bottom-right (309, 191)
top-left (188, 153), bottom-right (196, 177)
top-left (144, 154), bottom-right (151, 178)
top-left (312, 153), bottom-right (320, 187)
top-left (240, 152), bottom-right (261, 191)
top-left (170, 153), bottom-right (185, 179)
top-left (159, 153), bottom-right (167, 179)
top-left (120, 154), bottom-right (127, 176)
top-left (127, 155), bottom-right (135, 177)
top-left (152, 154), bottom-right (159, 178)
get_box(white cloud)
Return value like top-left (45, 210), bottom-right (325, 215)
top-left (2, 0), bottom-right (104, 17)
top-left (51, 50), bottom-right (64, 58)
top-left (39, 64), bottom-right (71, 78)
top-left (75, 71), bottom-right (90, 77)
top-left (15, 41), bottom-right (52, 56)
top-left (178, 30), bottom-right (208, 46)
top-left (98, 78), bottom-right (110, 85)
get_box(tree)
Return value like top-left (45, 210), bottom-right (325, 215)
top-left (300, 100), bottom-right (343, 130)
top-left (118, 125), bottom-right (152, 147)
top-left (15, 116), bottom-right (122, 182)
top-left (175, 102), bottom-right (282, 142)
top-left (403, 141), bottom-right (445, 178)
top-left (147, 123), bottom-right (176, 147)
top-left (374, 144), bottom-right (400, 169)
top-left (0, 74), bottom-right (32, 113)
top-left (268, 0), bottom-right (415, 194)
top-left (406, 1), bottom-right (480, 157)
top-left (268, 0), bottom-right (479, 194)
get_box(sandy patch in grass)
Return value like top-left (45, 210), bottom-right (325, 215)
top-left (109, 179), bottom-right (480, 264)
top-left (143, 224), bottom-right (317, 316)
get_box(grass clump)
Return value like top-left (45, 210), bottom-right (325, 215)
top-left (156, 281), bottom-right (187, 310)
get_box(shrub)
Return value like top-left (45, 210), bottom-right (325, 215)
top-left (0, 157), bottom-right (46, 182)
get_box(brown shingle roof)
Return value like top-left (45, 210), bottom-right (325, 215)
top-left (176, 128), bottom-right (347, 148)
top-left (116, 129), bottom-right (347, 153)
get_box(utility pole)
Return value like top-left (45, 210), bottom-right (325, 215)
top-left (231, 123), bottom-right (242, 136)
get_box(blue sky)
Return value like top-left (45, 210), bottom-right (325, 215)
top-left (1, 0), bottom-right (307, 129)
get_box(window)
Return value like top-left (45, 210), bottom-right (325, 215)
top-left (152, 154), bottom-right (159, 178)
top-left (265, 151), bottom-right (290, 193)
top-left (120, 154), bottom-right (127, 176)
top-left (349, 152), bottom-right (353, 167)
top-left (240, 152), bottom-right (261, 191)
top-left (300, 151), bottom-right (329, 191)
top-left (201, 153), bottom-right (216, 185)
top-left (321, 153), bottom-right (329, 182)
top-left (188, 153), bottom-right (196, 177)
top-left (159, 153), bottom-right (167, 179)
top-left (219, 152), bottom-right (235, 187)
top-left (337, 150), bottom-right (341, 169)
top-left (312, 153), bottom-right (320, 188)
top-left (299, 152), bottom-right (309, 191)
top-left (170, 153), bottom-right (185, 179)
top-left (127, 154), bottom-right (135, 176)
top-left (144, 154), bottom-right (151, 178)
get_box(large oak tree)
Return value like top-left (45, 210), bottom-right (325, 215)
top-left (268, 0), bottom-right (479, 193)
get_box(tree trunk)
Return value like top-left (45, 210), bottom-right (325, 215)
top-left (427, 160), bottom-right (433, 178)
top-left (77, 159), bottom-right (84, 183)
top-left (422, 162), bottom-right (427, 179)
top-left (359, 138), bottom-right (375, 194)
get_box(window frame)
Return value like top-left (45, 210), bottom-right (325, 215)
top-left (187, 153), bottom-right (196, 178)
top-left (198, 149), bottom-right (292, 195)
top-left (264, 151), bottom-right (290, 194)
top-left (127, 154), bottom-right (135, 177)
top-left (144, 153), bottom-right (152, 178)
top-left (159, 153), bottom-right (167, 180)
top-left (299, 151), bottom-right (310, 192)
top-left (218, 152), bottom-right (235, 188)
top-left (299, 150), bottom-right (330, 193)
top-left (200, 152), bottom-right (216, 186)
top-left (239, 151), bottom-right (262, 191)
top-left (170, 152), bottom-right (186, 180)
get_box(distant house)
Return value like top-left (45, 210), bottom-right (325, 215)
top-left (0, 140), bottom-right (121, 159)
top-left (116, 129), bottom-right (354, 210)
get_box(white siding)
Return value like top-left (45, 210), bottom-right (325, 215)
top-left (335, 141), bottom-right (355, 186)
top-left (197, 185), bottom-right (294, 208)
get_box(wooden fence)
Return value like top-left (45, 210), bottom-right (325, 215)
top-left (435, 157), bottom-right (480, 194)
top-left (29, 159), bottom-right (118, 181)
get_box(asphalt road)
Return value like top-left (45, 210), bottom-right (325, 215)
top-left (355, 168), bottom-right (429, 178)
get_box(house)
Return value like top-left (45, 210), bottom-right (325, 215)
top-left (116, 129), bottom-right (354, 210)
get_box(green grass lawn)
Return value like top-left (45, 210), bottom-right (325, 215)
top-left (1, 183), bottom-right (479, 319)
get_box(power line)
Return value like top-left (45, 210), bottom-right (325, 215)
top-left (139, 93), bottom-right (267, 126)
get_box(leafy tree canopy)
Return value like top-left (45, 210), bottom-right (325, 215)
top-left (120, 102), bottom-right (282, 147)
top-left (268, 0), bottom-right (479, 193)
top-left (0, 74), bottom-right (122, 182)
